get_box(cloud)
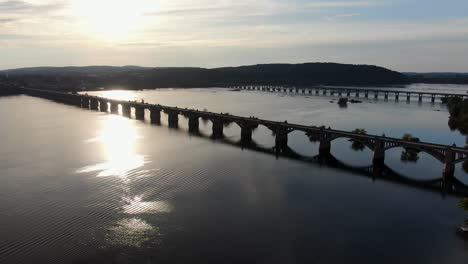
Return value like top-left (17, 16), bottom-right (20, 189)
top-left (326, 13), bottom-right (361, 21)
top-left (0, 18), bottom-right (16, 23)
top-left (0, 0), bottom-right (65, 14)
top-left (0, 33), bottom-right (32, 40)
top-left (307, 1), bottom-right (385, 8)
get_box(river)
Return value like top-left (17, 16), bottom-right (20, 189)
top-left (0, 85), bottom-right (467, 263)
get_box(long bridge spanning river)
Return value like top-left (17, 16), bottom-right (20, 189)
top-left (20, 88), bottom-right (468, 184)
top-left (231, 85), bottom-right (468, 102)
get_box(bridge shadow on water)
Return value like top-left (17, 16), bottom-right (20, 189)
top-left (155, 124), bottom-right (468, 198)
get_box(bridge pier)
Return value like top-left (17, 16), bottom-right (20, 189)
top-left (319, 139), bottom-right (331, 156)
top-left (275, 128), bottom-right (289, 151)
top-left (90, 98), bottom-right (99, 110)
top-left (70, 95), bottom-right (82, 107)
top-left (212, 120), bottom-right (224, 138)
top-left (121, 104), bottom-right (131, 117)
top-left (135, 105), bottom-right (145, 120)
top-left (443, 148), bottom-right (455, 182)
top-left (150, 107), bottom-right (161, 124)
top-left (373, 140), bottom-right (385, 165)
top-left (167, 111), bottom-right (179, 128)
top-left (99, 100), bottom-right (108, 112)
top-left (241, 127), bottom-right (254, 143)
top-left (110, 102), bottom-right (119, 114)
top-left (240, 122), bottom-right (258, 143)
top-left (188, 115), bottom-right (199, 133)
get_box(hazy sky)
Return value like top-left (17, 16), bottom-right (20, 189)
top-left (1, 0), bottom-right (468, 71)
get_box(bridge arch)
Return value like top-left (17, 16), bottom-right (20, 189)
top-left (384, 144), bottom-right (445, 163)
top-left (287, 130), bottom-right (320, 157)
top-left (326, 135), bottom-right (376, 151)
top-left (384, 147), bottom-right (445, 182)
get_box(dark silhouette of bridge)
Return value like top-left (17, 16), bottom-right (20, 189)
top-left (20, 88), bottom-right (468, 187)
top-left (232, 85), bottom-right (468, 103)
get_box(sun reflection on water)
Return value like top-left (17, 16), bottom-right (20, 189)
top-left (77, 115), bottom-right (149, 177)
top-left (123, 195), bottom-right (173, 214)
top-left (100, 90), bottom-right (138, 101)
top-left (106, 218), bottom-right (159, 248)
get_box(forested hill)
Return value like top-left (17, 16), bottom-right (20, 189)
top-left (0, 63), bottom-right (409, 91)
top-left (404, 72), bottom-right (468, 84)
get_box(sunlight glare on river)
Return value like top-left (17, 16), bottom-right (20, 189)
top-left (77, 115), bottom-right (148, 177)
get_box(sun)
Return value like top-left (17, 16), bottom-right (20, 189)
top-left (70, 0), bottom-right (156, 41)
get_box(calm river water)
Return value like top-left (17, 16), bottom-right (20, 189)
top-left (1, 85), bottom-right (468, 263)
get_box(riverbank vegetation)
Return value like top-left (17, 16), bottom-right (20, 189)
top-left (446, 97), bottom-right (468, 134)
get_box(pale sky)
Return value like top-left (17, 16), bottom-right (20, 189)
top-left (1, 0), bottom-right (468, 71)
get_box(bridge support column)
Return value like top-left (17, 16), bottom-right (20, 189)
top-left (188, 116), bottom-right (199, 133)
top-left (319, 138), bottom-right (331, 156)
top-left (240, 122), bottom-right (258, 143)
top-left (167, 111), bottom-right (179, 128)
top-left (241, 127), bottom-right (254, 143)
top-left (90, 98), bottom-right (99, 110)
top-left (275, 128), bottom-right (289, 151)
top-left (443, 148), bottom-right (455, 182)
top-left (150, 107), bottom-right (161, 124)
top-left (373, 140), bottom-right (385, 165)
top-left (110, 102), bottom-right (119, 114)
top-left (70, 96), bottom-right (82, 107)
top-left (99, 100), bottom-right (108, 112)
top-left (122, 104), bottom-right (131, 117)
top-left (135, 106), bottom-right (145, 120)
top-left (212, 120), bottom-right (224, 138)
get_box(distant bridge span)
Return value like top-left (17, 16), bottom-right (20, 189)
top-left (21, 88), bottom-right (468, 183)
top-left (230, 85), bottom-right (468, 103)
